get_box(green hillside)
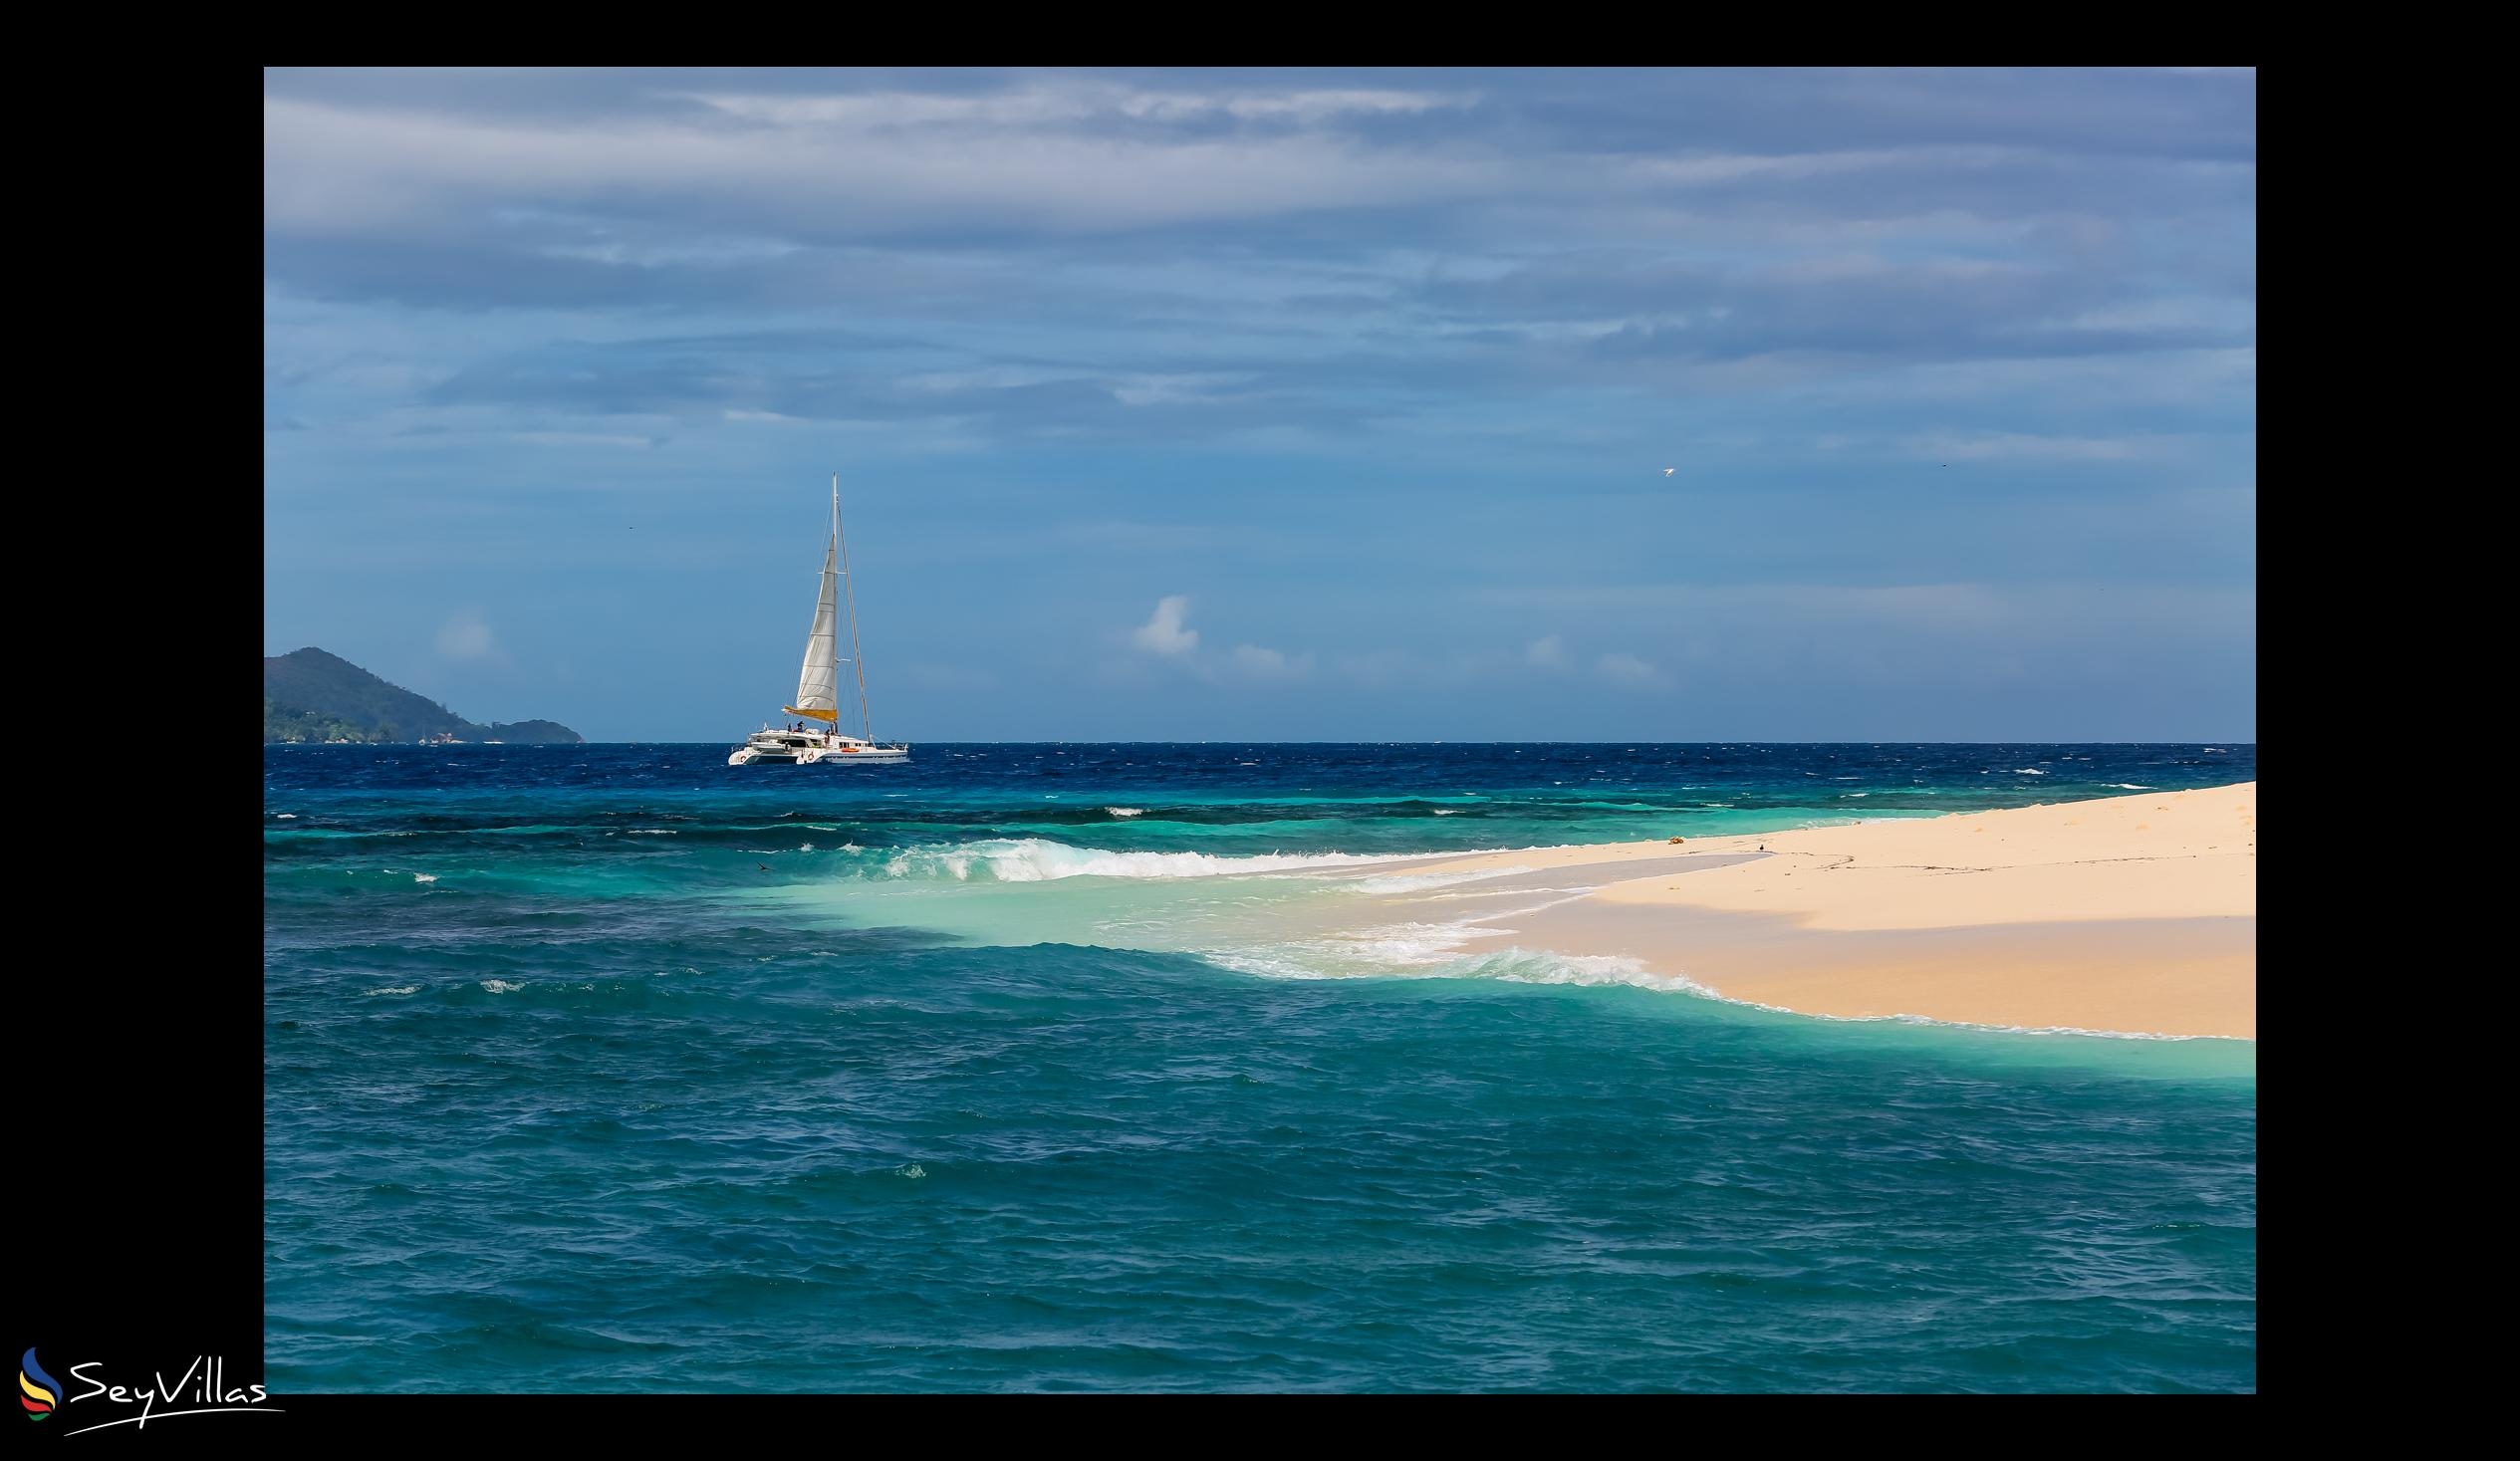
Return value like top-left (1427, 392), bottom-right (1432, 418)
top-left (263, 647), bottom-right (583, 743)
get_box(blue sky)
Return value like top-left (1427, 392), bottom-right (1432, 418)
top-left (263, 68), bottom-right (2255, 742)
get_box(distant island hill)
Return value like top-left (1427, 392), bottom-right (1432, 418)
top-left (265, 647), bottom-right (583, 744)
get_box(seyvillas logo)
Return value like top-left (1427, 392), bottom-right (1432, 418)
top-left (23, 1350), bottom-right (278, 1436)
top-left (20, 1348), bottom-right (60, 1421)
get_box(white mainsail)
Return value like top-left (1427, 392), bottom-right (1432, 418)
top-left (786, 487), bottom-right (842, 723)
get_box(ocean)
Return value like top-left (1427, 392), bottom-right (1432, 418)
top-left (264, 742), bottom-right (2256, 1392)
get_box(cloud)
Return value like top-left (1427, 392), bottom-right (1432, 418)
top-left (262, 71), bottom-right (2254, 476)
top-left (1121, 598), bottom-right (1315, 681)
top-left (1596, 651), bottom-right (1669, 688)
top-left (263, 71), bottom-right (2255, 741)
top-left (435, 611), bottom-right (501, 662)
top-left (261, 83), bottom-right (1501, 245)
top-left (1131, 596), bottom-right (1198, 655)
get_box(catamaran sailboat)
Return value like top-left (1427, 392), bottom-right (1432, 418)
top-left (728, 474), bottom-right (909, 766)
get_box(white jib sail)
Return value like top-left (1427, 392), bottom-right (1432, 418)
top-left (793, 532), bottom-right (841, 717)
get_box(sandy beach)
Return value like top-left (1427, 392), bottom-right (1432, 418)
top-left (1410, 783), bottom-right (2257, 1039)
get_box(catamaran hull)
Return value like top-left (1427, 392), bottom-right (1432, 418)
top-left (728, 745), bottom-right (909, 766)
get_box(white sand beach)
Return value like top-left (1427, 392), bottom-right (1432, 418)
top-left (1407, 783), bottom-right (2257, 1038)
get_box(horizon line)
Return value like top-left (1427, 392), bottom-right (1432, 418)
top-left (269, 738), bottom-right (2257, 748)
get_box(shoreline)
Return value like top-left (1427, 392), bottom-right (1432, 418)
top-left (1404, 783), bottom-right (2256, 1039)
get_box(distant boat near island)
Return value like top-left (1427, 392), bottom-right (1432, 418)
top-left (263, 646), bottom-right (583, 744)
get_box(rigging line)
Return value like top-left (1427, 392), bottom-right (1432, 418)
top-left (835, 472), bottom-right (875, 744)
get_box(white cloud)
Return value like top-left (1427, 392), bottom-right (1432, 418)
top-left (1635, 144), bottom-right (2015, 188)
top-left (1131, 596), bottom-right (1199, 655)
top-left (1122, 599), bottom-right (1318, 681)
top-left (1596, 651), bottom-right (1669, 688)
top-left (1527, 633), bottom-right (1568, 668)
top-left (262, 87), bottom-right (1502, 239)
top-left (1111, 372), bottom-right (1255, 406)
top-left (435, 611), bottom-right (500, 662)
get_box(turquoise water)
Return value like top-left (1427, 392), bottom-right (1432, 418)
top-left (265, 743), bottom-right (2255, 1392)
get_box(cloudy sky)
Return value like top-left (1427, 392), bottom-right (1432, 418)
top-left (264, 68), bottom-right (2255, 741)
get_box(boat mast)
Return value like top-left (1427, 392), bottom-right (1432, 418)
top-left (834, 471), bottom-right (875, 744)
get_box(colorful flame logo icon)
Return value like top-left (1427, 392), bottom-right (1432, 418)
top-left (20, 1347), bottom-right (60, 1421)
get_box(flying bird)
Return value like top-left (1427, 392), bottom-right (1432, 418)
top-left (1662, 467), bottom-right (1675, 477)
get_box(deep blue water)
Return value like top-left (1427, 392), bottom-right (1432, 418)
top-left (265, 743), bottom-right (2255, 1392)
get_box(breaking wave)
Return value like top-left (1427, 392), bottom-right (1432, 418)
top-left (1205, 940), bottom-right (1707, 995)
top-left (869, 838), bottom-right (1440, 883)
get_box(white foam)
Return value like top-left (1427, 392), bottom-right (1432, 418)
top-left (2013, 768), bottom-right (2047, 775)
top-left (1364, 945), bottom-right (2236, 1040)
top-left (364, 985), bottom-right (420, 997)
top-left (1461, 948), bottom-right (1714, 993)
top-left (412, 872), bottom-right (437, 883)
top-left (2104, 783), bottom-right (2155, 790)
top-left (479, 979), bottom-right (524, 993)
top-left (1398, 883), bottom-right (1601, 903)
top-left (1677, 980), bottom-right (2237, 1040)
top-left (875, 838), bottom-right (1434, 883)
top-left (1288, 918), bottom-right (1499, 968)
top-left (275, 813), bottom-right (298, 819)
top-left (1104, 807), bottom-right (1145, 819)
top-left (1210, 939), bottom-right (1705, 996)
top-left (1346, 863), bottom-right (1536, 894)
